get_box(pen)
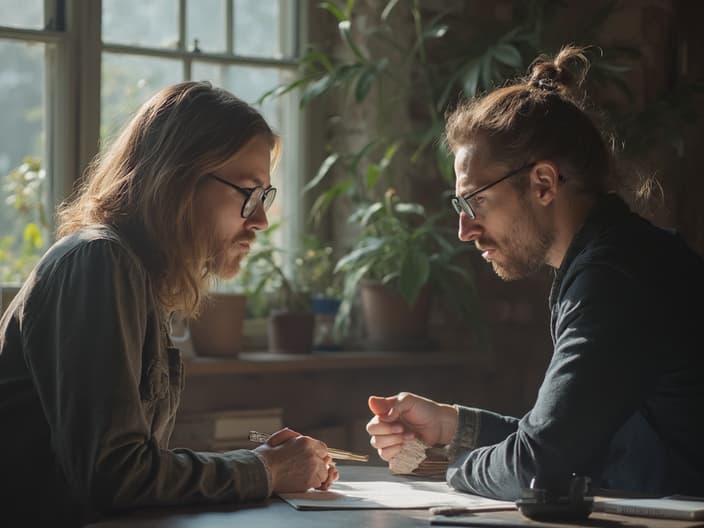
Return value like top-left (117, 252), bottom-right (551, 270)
top-left (248, 430), bottom-right (370, 462)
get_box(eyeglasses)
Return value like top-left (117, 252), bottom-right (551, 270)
top-left (451, 161), bottom-right (536, 219)
top-left (208, 174), bottom-right (277, 219)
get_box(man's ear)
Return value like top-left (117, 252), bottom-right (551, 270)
top-left (530, 160), bottom-right (560, 206)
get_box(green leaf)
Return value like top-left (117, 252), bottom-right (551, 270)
top-left (366, 163), bottom-right (380, 188)
top-left (350, 139), bottom-right (380, 174)
top-left (319, 1), bottom-right (347, 22)
top-left (360, 202), bottom-right (384, 226)
top-left (300, 75), bottom-right (332, 106)
top-left (335, 238), bottom-right (384, 271)
top-left (422, 23), bottom-right (448, 40)
top-left (381, 0), bottom-right (400, 21)
top-left (492, 43), bottom-right (522, 69)
top-left (302, 153), bottom-right (340, 194)
top-left (23, 223), bottom-right (43, 250)
top-left (398, 249), bottom-right (430, 305)
top-left (334, 262), bottom-right (370, 334)
top-left (299, 49), bottom-right (335, 72)
top-left (462, 60), bottom-right (481, 96)
top-left (379, 141), bottom-right (400, 170)
top-left (339, 20), bottom-right (367, 63)
top-left (394, 202), bottom-right (425, 216)
top-left (309, 179), bottom-right (353, 225)
top-left (480, 53), bottom-right (494, 90)
top-left (355, 65), bottom-right (378, 102)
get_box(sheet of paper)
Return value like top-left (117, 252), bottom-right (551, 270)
top-left (279, 478), bottom-right (515, 511)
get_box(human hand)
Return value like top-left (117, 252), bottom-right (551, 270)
top-left (254, 428), bottom-right (339, 493)
top-left (366, 392), bottom-right (458, 461)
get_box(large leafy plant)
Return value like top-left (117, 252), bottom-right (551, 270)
top-left (262, 1), bottom-right (646, 218)
top-left (261, 0), bottom-right (702, 339)
top-left (334, 189), bottom-right (476, 333)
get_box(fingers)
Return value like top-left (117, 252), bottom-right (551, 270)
top-left (291, 435), bottom-right (328, 458)
top-left (366, 415), bottom-right (406, 436)
top-left (317, 465), bottom-right (339, 490)
top-left (369, 431), bottom-right (413, 450)
top-left (368, 392), bottom-right (415, 422)
top-left (376, 442), bottom-right (403, 461)
top-left (368, 395), bottom-right (398, 419)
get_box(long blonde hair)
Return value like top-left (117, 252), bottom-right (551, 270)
top-left (57, 81), bottom-right (279, 317)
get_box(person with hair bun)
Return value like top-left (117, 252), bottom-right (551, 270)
top-left (367, 46), bottom-right (704, 499)
top-left (0, 81), bottom-right (337, 525)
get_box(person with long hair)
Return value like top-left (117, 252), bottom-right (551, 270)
top-left (0, 81), bottom-right (337, 525)
top-left (367, 47), bottom-right (704, 499)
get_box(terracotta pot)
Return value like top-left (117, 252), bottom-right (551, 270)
top-left (190, 293), bottom-right (247, 357)
top-left (268, 310), bottom-right (314, 354)
top-left (360, 281), bottom-right (432, 350)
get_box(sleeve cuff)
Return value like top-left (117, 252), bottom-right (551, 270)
top-left (447, 405), bottom-right (481, 461)
top-left (252, 450), bottom-right (273, 497)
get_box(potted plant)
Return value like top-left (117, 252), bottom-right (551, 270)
top-left (334, 188), bottom-right (477, 350)
top-left (187, 278), bottom-right (247, 358)
top-left (241, 224), bottom-right (315, 354)
top-left (260, 1), bottom-right (653, 351)
top-left (298, 236), bottom-right (344, 351)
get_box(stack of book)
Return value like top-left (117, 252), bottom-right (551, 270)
top-left (170, 407), bottom-right (283, 452)
top-left (412, 445), bottom-right (449, 479)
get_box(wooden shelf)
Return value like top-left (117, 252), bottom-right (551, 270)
top-left (184, 350), bottom-right (489, 376)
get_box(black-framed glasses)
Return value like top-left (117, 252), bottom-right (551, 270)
top-left (208, 174), bottom-right (277, 219)
top-left (451, 161), bottom-right (537, 219)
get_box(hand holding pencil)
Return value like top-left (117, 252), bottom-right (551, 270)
top-left (249, 430), bottom-right (369, 462)
top-left (250, 428), bottom-right (341, 493)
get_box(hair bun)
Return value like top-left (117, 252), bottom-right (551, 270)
top-left (528, 45), bottom-right (591, 95)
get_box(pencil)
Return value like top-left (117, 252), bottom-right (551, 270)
top-left (248, 430), bottom-right (369, 462)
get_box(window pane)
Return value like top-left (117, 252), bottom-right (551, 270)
top-left (234, 0), bottom-right (286, 58)
top-left (0, 0), bottom-right (44, 30)
top-left (101, 53), bottom-right (182, 143)
top-left (191, 62), bottom-right (295, 231)
top-left (102, 0), bottom-right (178, 49)
top-left (0, 39), bottom-right (48, 283)
top-left (187, 0), bottom-right (226, 53)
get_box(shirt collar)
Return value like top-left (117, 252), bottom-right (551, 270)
top-left (549, 192), bottom-right (632, 308)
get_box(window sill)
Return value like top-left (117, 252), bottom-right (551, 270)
top-left (184, 350), bottom-right (489, 376)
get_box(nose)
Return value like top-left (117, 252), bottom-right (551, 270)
top-left (245, 203), bottom-right (269, 231)
top-left (458, 212), bottom-right (481, 242)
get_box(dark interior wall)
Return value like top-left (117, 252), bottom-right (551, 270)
top-left (672, 0), bottom-right (704, 255)
top-left (302, 0), bottom-right (704, 417)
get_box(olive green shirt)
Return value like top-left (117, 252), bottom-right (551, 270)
top-left (0, 225), bottom-right (270, 524)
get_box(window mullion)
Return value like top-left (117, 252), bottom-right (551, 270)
top-left (179, 0), bottom-right (186, 51)
top-left (70, 0), bottom-right (102, 183)
top-left (226, 0), bottom-right (233, 55)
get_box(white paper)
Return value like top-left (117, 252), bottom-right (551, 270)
top-left (279, 478), bottom-right (515, 511)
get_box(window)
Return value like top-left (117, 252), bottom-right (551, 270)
top-left (100, 0), bottom-right (303, 251)
top-left (0, 0), bottom-right (305, 284)
top-left (0, 1), bottom-right (65, 283)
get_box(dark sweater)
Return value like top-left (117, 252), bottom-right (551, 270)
top-left (0, 225), bottom-right (269, 525)
top-left (448, 193), bottom-right (704, 499)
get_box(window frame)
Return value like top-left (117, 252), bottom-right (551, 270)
top-left (0, 0), bottom-right (74, 236)
top-left (0, 0), bottom-right (307, 252)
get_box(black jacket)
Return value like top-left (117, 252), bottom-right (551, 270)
top-left (448, 193), bottom-right (704, 499)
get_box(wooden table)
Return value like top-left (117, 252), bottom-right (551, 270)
top-left (85, 466), bottom-right (704, 528)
